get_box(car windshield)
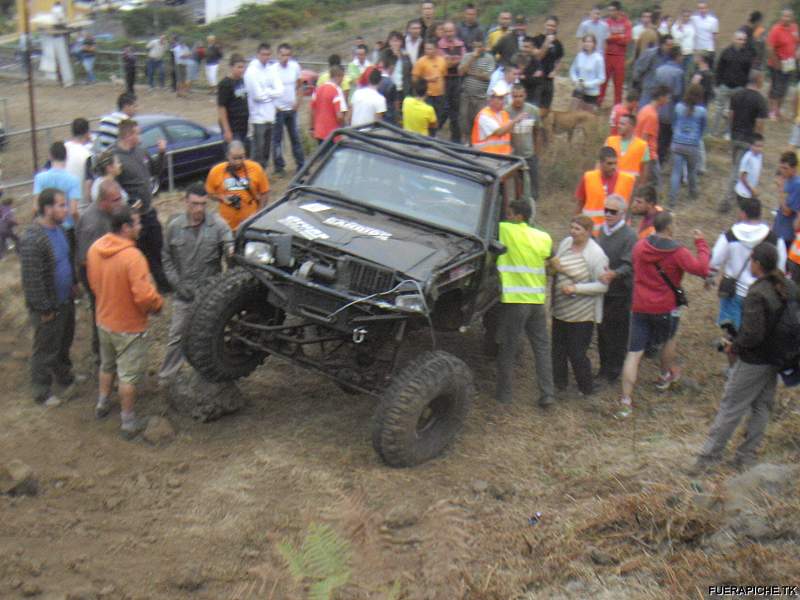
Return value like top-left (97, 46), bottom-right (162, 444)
top-left (310, 147), bottom-right (485, 235)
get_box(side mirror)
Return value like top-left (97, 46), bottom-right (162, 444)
top-left (488, 240), bottom-right (506, 256)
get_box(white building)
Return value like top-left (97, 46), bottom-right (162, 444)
top-left (205, 0), bottom-right (275, 23)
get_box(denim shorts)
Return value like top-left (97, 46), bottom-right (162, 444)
top-left (628, 312), bottom-right (679, 352)
top-left (718, 294), bottom-right (744, 330)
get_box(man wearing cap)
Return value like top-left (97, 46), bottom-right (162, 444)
top-left (471, 85), bottom-right (524, 154)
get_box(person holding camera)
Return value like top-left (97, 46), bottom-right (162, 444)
top-left (205, 141), bottom-right (269, 232)
top-left (158, 183), bottom-right (233, 385)
top-left (618, 211), bottom-right (709, 417)
top-left (692, 242), bottom-right (800, 473)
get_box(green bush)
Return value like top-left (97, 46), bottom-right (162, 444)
top-left (121, 6), bottom-right (188, 38)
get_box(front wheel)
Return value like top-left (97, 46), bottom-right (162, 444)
top-left (183, 268), bottom-right (281, 382)
top-left (372, 351), bottom-right (474, 467)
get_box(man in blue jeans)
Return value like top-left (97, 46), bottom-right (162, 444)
top-left (272, 43), bottom-right (305, 176)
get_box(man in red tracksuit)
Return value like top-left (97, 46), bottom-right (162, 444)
top-left (599, 0), bottom-right (632, 107)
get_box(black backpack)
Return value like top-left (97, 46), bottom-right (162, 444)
top-left (771, 292), bottom-right (800, 377)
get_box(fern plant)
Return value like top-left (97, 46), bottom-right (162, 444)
top-left (278, 523), bottom-right (353, 600)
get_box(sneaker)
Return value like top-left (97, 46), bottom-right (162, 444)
top-left (655, 368), bottom-right (681, 391)
top-left (538, 395), bottom-right (555, 409)
top-left (615, 396), bottom-right (632, 419)
top-left (120, 416), bottom-right (149, 440)
top-left (43, 395), bottom-right (62, 408)
top-left (95, 398), bottom-right (112, 420)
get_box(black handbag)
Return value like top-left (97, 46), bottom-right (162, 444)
top-left (717, 254), bottom-right (751, 299)
top-left (656, 263), bottom-right (688, 307)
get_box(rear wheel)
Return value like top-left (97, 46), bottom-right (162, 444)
top-left (372, 351), bottom-right (473, 467)
top-left (184, 268), bottom-right (281, 382)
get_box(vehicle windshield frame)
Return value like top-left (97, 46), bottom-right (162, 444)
top-left (306, 142), bottom-right (490, 237)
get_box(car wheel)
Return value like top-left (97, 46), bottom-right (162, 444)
top-left (372, 350), bottom-right (473, 467)
top-left (183, 268), bottom-right (282, 382)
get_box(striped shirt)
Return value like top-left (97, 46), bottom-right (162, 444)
top-left (459, 51), bottom-right (496, 97)
top-left (93, 111), bottom-right (128, 154)
top-left (552, 250), bottom-right (596, 322)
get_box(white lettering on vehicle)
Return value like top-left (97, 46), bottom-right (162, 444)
top-left (278, 215), bottom-right (330, 241)
top-left (299, 202), bottom-right (332, 213)
top-left (323, 217), bottom-right (392, 241)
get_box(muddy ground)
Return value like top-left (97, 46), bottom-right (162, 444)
top-left (1, 2), bottom-right (800, 599)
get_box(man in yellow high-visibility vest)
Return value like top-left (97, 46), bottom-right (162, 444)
top-left (494, 199), bottom-right (556, 407)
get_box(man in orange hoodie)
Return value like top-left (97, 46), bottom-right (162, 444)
top-left (87, 206), bottom-right (163, 438)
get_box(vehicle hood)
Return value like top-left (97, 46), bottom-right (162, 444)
top-left (246, 194), bottom-right (480, 279)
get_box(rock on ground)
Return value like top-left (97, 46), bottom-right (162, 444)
top-left (142, 416), bottom-right (176, 446)
top-left (168, 370), bottom-right (247, 422)
top-left (0, 459), bottom-right (38, 496)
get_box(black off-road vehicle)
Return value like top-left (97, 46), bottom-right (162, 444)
top-left (184, 122), bottom-right (528, 467)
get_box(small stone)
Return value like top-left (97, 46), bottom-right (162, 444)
top-left (589, 547), bottom-right (619, 566)
top-left (0, 459), bottom-right (38, 496)
top-left (142, 417), bottom-right (176, 446)
top-left (383, 505), bottom-right (418, 530)
top-left (172, 565), bottom-right (206, 591)
top-left (98, 585), bottom-right (115, 597)
top-left (9, 577), bottom-right (23, 589)
top-left (21, 582), bottom-right (42, 597)
top-left (166, 477), bottom-right (182, 489)
top-left (103, 496), bottom-right (123, 511)
top-left (471, 480), bottom-right (489, 493)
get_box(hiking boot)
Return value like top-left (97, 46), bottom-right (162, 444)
top-left (95, 398), bottom-right (112, 420)
top-left (730, 454), bottom-right (757, 472)
top-left (655, 368), bottom-right (681, 391)
top-left (538, 395), bottom-right (555, 409)
top-left (688, 455), bottom-right (721, 477)
top-left (120, 416), bottom-right (149, 440)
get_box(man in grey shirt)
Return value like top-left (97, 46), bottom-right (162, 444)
top-left (576, 6), bottom-right (610, 54)
top-left (113, 118), bottom-right (169, 291)
top-left (507, 84), bottom-right (541, 204)
top-left (159, 183), bottom-right (233, 383)
top-left (75, 179), bottom-right (124, 358)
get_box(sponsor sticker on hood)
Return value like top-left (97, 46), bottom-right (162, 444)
top-left (299, 202), bottom-right (332, 213)
top-left (278, 215), bottom-right (330, 241)
top-left (323, 216), bottom-right (392, 241)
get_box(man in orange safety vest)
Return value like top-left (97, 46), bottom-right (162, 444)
top-left (471, 83), bottom-right (524, 154)
top-left (605, 113), bottom-right (650, 184)
top-left (575, 145), bottom-right (635, 235)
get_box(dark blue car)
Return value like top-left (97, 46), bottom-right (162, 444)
top-left (137, 114), bottom-right (225, 193)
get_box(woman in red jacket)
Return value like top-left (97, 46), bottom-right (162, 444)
top-left (618, 211), bottom-right (710, 417)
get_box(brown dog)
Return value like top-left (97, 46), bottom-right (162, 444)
top-left (542, 109), bottom-right (598, 145)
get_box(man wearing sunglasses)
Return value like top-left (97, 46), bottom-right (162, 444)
top-left (596, 194), bottom-right (637, 385)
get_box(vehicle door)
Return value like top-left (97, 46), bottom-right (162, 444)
top-left (471, 169), bottom-right (526, 319)
top-left (163, 120), bottom-right (223, 180)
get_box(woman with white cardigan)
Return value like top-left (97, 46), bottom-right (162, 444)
top-left (569, 34), bottom-right (606, 112)
top-left (550, 215), bottom-right (609, 397)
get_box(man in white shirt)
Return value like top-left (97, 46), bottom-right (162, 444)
top-left (64, 118), bottom-right (93, 213)
top-left (244, 43), bottom-right (283, 171)
top-left (405, 20), bottom-right (423, 64)
top-left (272, 43), bottom-right (305, 177)
top-left (145, 35), bottom-right (167, 89)
top-left (671, 10), bottom-right (696, 71)
top-left (690, 1), bottom-right (719, 63)
top-left (350, 68), bottom-right (387, 126)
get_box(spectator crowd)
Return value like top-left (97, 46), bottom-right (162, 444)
top-left (8, 1), bottom-right (800, 474)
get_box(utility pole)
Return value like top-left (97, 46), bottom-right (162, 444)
top-left (23, 0), bottom-right (38, 172)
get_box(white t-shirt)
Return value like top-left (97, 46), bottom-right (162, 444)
top-left (350, 87), bottom-right (387, 126)
top-left (735, 150), bottom-right (763, 198)
top-left (690, 13), bottom-right (718, 52)
top-left (274, 60), bottom-right (302, 111)
top-left (671, 22), bottom-right (695, 55)
top-left (64, 140), bottom-right (91, 187)
top-left (632, 23), bottom-right (644, 41)
top-left (477, 112), bottom-right (502, 140)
